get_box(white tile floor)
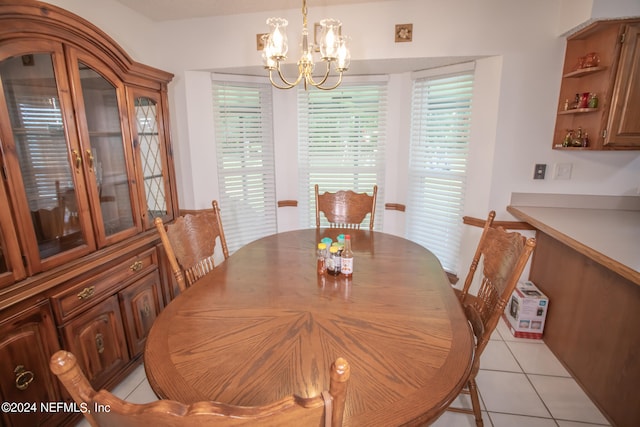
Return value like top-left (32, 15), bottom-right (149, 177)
top-left (433, 320), bottom-right (611, 427)
top-left (76, 319), bottom-right (611, 427)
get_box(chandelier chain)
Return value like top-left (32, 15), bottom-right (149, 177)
top-left (302, 0), bottom-right (308, 29)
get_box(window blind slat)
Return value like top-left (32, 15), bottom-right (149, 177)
top-left (406, 70), bottom-right (474, 274)
top-left (10, 89), bottom-right (72, 209)
top-left (212, 80), bottom-right (277, 254)
top-left (298, 83), bottom-right (387, 229)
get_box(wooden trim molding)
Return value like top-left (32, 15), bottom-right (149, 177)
top-left (445, 271), bottom-right (459, 285)
top-left (462, 216), bottom-right (535, 230)
top-left (179, 208), bottom-right (203, 216)
top-left (0, 2), bottom-right (173, 86)
top-left (385, 203), bottom-right (406, 212)
top-left (278, 200), bottom-right (298, 208)
top-left (182, 200), bottom-right (300, 214)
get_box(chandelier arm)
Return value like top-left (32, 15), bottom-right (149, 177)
top-left (315, 71), bottom-right (344, 91)
top-left (268, 70), bottom-right (296, 90)
top-left (306, 61), bottom-right (332, 87)
top-left (275, 63), bottom-right (304, 88)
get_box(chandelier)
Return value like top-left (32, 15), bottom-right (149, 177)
top-left (261, 0), bottom-right (350, 90)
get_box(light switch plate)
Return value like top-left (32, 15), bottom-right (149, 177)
top-left (554, 163), bottom-right (572, 180)
top-left (534, 164), bottom-right (546, 180)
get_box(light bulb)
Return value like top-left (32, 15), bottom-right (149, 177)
top-left (336, 36), bottom-right (350, 71)
top-left (319, 19), bottom-right (341, 60)
top-left (266, 17), bottom-right (288, 59)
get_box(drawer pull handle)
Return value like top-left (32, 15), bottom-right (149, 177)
top-left (129, 261), bottom-right (144, 272)
top-left (14, 365), bottom-right (35, 390)
top-left (142, 301), bottom-right (151, 318)
top-left (95, 333), bottom-right (105, 354)
top-left (77, 286), bottom-right (96, 300)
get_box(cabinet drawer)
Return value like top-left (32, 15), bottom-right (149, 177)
top-left (51, 248), bottom-right (157, 323)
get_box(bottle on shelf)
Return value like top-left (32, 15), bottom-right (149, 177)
top-left (317, 243), bottom-right (327, 275)
top-left (327, 245), bottom-right (341, 276)
top-left (579, 92), bottom-right (589, 109)
top-left (562, 129), bottom-right (573, 147)
top-left (588, 92), bottom-right (598, 109)
top-left (571, 93), bottom-right (580, 109)
top-left (572, 127), bottom-right (583, 147)
top-left (341, 235), bottom-right (354, 277)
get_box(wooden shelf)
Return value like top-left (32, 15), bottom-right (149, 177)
top-left (563, 66), bottom-right (606, 78)
top-left (557, 107), bottom-right (598, 115)
top-left (553, 145), bottom-right (591, 150)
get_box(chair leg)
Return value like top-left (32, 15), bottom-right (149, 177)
top-left (468, 378), bottom-right (484, 427)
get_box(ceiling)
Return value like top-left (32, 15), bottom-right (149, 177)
top-left (113, 0), bottom-right (481, 75)
top-left (114, 0), bottom-right (395, 21)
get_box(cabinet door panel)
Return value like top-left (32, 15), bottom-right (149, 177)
top-left (119, 270), bottom-right (164, 356)
top-left (128, 87), bottom-right (177, 229)
top-left (0, 174), bottom-right (25, 288)
top-left (0, 41), bottom-right (95, 274)
top-left (0, 301), bottom-right (65, 427)
top-left (606, 24), bottom-right (640, 148)
top-left (60, 295), bottom-right (129, 388)
top-left (67, 48), bottom-right (142, 246)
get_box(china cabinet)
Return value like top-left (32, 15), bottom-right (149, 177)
top-left (553, 18), bottom-right (640, 150)
top-left (0, 2), bottom-right (179, 425)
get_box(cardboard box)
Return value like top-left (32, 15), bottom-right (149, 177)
top-left (503, 281), bottom-right (548, 339)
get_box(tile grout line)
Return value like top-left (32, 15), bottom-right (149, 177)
top-left (502, 336), bottom-right (611, 426)
top-left (490, 325), bottom-right (559, 424)
top-left (483, 327), bottom-right (612, 427)
top-left (486, 410), bottom-right (562, 425)
top-left (125, 372), bottom-right (148, 401)
top-left (503, 334), bottom-right (558, 422)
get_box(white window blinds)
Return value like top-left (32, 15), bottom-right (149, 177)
top-left (406, 66), bottom-right (474, 274)
top-left (297, 83), bottom-right (387, 229)
top-left (11, 90), bottom-right (70, 211)
top-left (212, 81), bottom-right (277, 253)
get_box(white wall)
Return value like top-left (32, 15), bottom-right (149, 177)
top-left (44, 0), bottom-right (640, 275)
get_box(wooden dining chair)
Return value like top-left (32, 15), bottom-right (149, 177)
top-left (447, 210), bottom-right (536, 426)
top-left (315, 184), bottom-right (378, 230)
top-left (154, 200), bottom-right (229, 292)
top-left (50, 350), bottom-right (350, 427)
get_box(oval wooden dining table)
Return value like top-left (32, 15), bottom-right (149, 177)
top-left (144, 228), bottom-right (474, 426)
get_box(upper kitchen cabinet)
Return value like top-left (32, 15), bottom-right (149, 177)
top-left (0, 1), bottom-right (178, 279)
top-left (553, 19), bottom-right (640, 150)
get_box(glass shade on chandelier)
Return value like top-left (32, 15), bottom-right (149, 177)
top-left (261, 0), bottom-right (350, 90)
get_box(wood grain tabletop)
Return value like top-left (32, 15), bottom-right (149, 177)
top-left (144, 229), bottom-right (473, 426)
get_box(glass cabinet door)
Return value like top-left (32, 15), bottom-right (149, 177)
top-left (129, 88), bottom-right (175, 229)
top-left (0, 44), bottom-right (95, 273)
top-left (0, 176), bottom-right (26, 288)
top-left (72, 58), bottom-right (140, 245)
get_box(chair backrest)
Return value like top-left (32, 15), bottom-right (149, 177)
top-left (154, 200), bottom-right (229, 292)
top-left (50, 350), bottom-right (350, 427)
top-left (458, 211), bottom-right (536, 367)
top-left (315, 184), bottom-right (378, 230)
